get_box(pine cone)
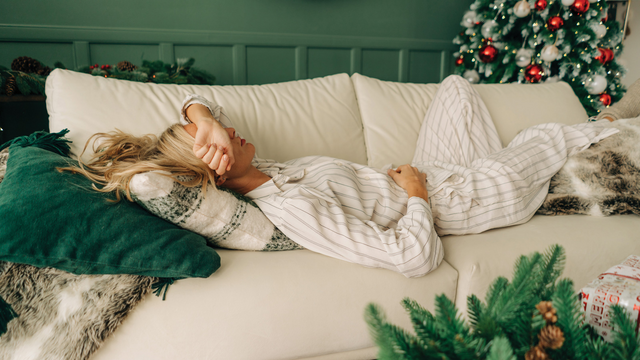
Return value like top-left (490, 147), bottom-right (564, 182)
top-left (11, 56), bottom-right (42, 74)
top-left (5, 76), bottom-right (17, 96)
top-left (536, 301), bottom-right (558, 324)
top-left (117, 61), bottom-right (137, 72)
top-left (525, 345), bottom-right (549, 360)
top-left (36, 66), bottom-right (52, 76)
top-left (538, 325), bottom-right (565, 349)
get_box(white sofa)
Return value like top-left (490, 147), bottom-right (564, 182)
top-left (45, 69), bottom-right (640, 360)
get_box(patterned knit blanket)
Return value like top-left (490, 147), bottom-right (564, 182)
top-left (537, 118), bottom-right (640, 216)
top-left (0, 148), bottom-right (153, 360)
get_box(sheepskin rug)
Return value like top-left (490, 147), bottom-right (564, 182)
top-left (537, 118), bottom-right (640, 216)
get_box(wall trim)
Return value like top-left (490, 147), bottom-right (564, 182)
top-left (0, 23), bottom-right (457, 51)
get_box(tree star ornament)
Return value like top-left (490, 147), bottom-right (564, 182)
top-left (547, 16), bottom-right (564, 31)
top-left (541, 44), bottom-right (559, 62)
top-left (535, 0), bottom-right (548, 11)
top-left (516, 48), bottom-right (534, 67)
top-left (600, 93), bottom-right (612, 106)
top-left (479, 44), bottom-right (498, 63)
top-left (514, 1), bottom-right (532, 18)
top-left (585, 75), bottom-right (608, 95)
top-left (463, 69), bottom-right (480, 83)
top-left (570, 0), bottom-right (590, 14)
top-left (524, 64), bottom-right (544, 83)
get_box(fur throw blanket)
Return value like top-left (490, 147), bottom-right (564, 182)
top-left (0, 148), bottom-right (154, 360)
top-left (537, 118), bottom-right (640, 216)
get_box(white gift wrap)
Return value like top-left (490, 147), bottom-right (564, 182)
top-left (580, 255), bottom-right (640, 341)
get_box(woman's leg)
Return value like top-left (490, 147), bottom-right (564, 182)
top-left (411, 75), bottom-right (502, 167)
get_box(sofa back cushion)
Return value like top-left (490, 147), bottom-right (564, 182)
top-left (46, 70), bottom-right (367, 165)
top-left (351, 73), bottom-right (589, 169)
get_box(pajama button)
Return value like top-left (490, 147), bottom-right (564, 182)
top-left (365, 176), bottom-right (370, 180)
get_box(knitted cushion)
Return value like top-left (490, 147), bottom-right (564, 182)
top-left (0, 146), bottom-right (220, 278)
top-left (130, 171), bottom-right (303, 251)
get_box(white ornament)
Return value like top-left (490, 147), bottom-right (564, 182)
top-left (585, 75), bottom-right (608, 94)
top-left (460, 44), bottom-right (469, 52)
top-left (463, 69), bottom-right (480, 84)
top-left (589, 0), bottom-right (598, 2)
top-left (541, 45), bottom-right (559, 62)
top-left (561, 0), bottom-right (575, 6)
top-left (593, 23), bottom-right (607, 38)
top-left (545, 76), bottom-right (560, 83)
top-left (481, 20), bottom-right (498, 38)
top-left (515, 48), bottom-right (534, 67)
top-left (513, 1), bottom-right (531, 18)
top-left (462, 11), bottom-right (477, 28)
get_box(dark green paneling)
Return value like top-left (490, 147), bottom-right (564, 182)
top-left (0, 0), bottom-right (473, 41)
top-left (0, 98), bottom-right (49, 145)
top-left (362, 49), bottom-right (400, 82)
top-left (308, 48), bottom-right (351, 79)
top-left (174, 45), bottom-right (234, 85)
top-left (0, 42), bottom-right (74, 70)
top-left (89, 43), bottom-right (159, 67)
top-left (246, 46), bottom-right (296, 85)
top-left (409, 50), bottom-right (443, 84)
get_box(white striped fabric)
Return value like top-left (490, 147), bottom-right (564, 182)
top-left (181, 76), bottom-right (617, 278)
top-left (412, 75), bottom-right (618, 236)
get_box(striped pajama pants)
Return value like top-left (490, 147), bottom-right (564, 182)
top-left (412, 75), bottom-right (617, 236)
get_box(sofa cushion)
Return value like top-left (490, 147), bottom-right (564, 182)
top-left (351, 73), bottom-right (588, 169)
top-left (91, 249), bottom-right (458, 360)
top-left (130, 171), bottom-right (303, 251)
top-left (0, 145), bottom-right (220, 278)
top-left (46, 69), bottom-right (367, 165)
top-left (442, 214), bottom-right (640, 316)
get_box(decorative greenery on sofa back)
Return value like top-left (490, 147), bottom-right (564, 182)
top-left (366, 245), bottom-right (640, 360)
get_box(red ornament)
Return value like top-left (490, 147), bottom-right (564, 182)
top-left (479, 44), bottom-right (498, 63)
top-left (547, 16), bottom-right (564, 32)
top-left (599, 93), bottom-right (612, 106)
top-left (535, 0), bottom-right (548, 11)
top-left (455, 57), bottom-right (464, 66)
top-left (595, 48), bottom-right (615, 64)
top-left (570, 0), bottom-right (590, 14)
top-left (524, 64), bottom-right (544, 83)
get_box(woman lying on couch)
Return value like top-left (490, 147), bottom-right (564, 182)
top-left (68, 75), bottom-right (618, 278)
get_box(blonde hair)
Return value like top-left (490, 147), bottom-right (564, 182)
top-left (60, 123), bottom-right (217, 202)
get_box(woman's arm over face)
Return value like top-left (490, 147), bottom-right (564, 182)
top-left (185, 103), bottom-right (236, 175)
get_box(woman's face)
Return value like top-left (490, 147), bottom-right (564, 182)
top-left (183, 124), bottom-right (255, 181)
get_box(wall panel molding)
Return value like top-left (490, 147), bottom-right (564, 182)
top-left (0, 23), bottom-right (457, 51)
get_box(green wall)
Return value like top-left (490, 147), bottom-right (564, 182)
top-left (0, 0), bottom-right (473, 85)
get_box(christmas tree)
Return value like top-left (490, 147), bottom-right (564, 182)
top-left (365, 245), bottom-right (640, 360)
top-left (453, 0), bottom-right (627, 117)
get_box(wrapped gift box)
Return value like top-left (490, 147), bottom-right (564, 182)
top-left (580, 255), bottom-right (640, 341)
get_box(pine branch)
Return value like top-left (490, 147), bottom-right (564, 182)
top-left (609, 305), bottom-right (640, 360)
top-left (364, 303), bottom-right (399, 360)
top-left (486, 336), bottom-right (516, 360)
top-left (537, 244), bottom-right (566, 300)
top-left (550, 279), bottom-right (588, 360)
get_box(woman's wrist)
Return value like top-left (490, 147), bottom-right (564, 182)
top-left (406, 185), bottom-right (429, 203)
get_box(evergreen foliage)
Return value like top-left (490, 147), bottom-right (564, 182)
top-left (453, 0), bottom-right (627, 117)
top-left (0, 58), bottom-right (215, 97)
top-left (365, 245), bottom-right (640, 359)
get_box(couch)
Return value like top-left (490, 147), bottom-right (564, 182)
top-left (43, 69), bottom-right (640, 360)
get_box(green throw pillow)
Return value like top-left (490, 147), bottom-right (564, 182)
top-left (0, 145), bottom-right (220, 278)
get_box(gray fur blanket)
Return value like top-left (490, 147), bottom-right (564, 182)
top-left (537, 118), bottom-right (640, 216)
top-left (0, 148), bottom-right (153, 360)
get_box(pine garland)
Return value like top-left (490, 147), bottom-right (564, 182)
top-left (0, 57), bottom-right (215, 97)
top-left (365, 245), bottom-right (640, 359)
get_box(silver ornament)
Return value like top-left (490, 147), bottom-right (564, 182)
top-left (561, 0), bottom-right (575, 6)
top-left (593, 23), bottom-right (607, 38)
top-left (541, 44), bottom-right (559, 62)
top-left (515, 48), bottom-right (533, 67)
top-left (513, 1), bottom-right (531, 18)
top-left (463, 69), bottom-right (480, 84)
top-left (588, 0), bottom-right (598, 2)
top-left (462, 11), bottom-right (477, 28)
top-left (481, 20), bottom-right (498, 38)
top-left (532, 22), bottom-right (541, 33)
top-left (585, 75), bottom-right (608, 94)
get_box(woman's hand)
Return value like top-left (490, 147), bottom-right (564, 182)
top-left (388, 165), bottom-right (429, 202)
top-left (186, 104), bottom-right (236, 175)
